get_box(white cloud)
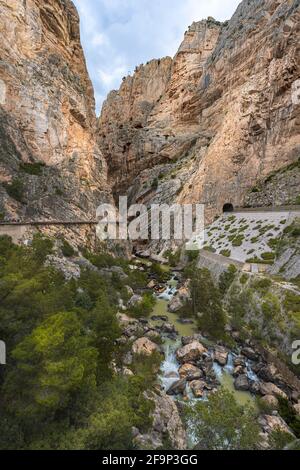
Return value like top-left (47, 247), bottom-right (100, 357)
top-left (73, 0), bottom-right (242, 114)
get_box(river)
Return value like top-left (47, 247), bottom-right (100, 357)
top-left (150, 274), bottom-right (258, 408)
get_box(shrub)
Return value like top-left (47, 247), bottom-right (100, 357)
top-left (4, 178), bottom-right (24, 202)
top-left (61, 239), bottom-right (76, 258)
top-left (186, 249), bottom-right (200, 262)
top-left (219, 265), bottom-right (237, 295)
top-left (232, 235), bottom-right (244, 247)
top-left (220, 249), bottom-right (231, 258)
top-left (20, 162), bottom-right (45, 176)
top-left (129, 293), bottom-right (156, 319)
top-left (261, 252), bottom-right (275, 261)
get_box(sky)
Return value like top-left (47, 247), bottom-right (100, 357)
top-left (73, 0), bottom-right (241, 114)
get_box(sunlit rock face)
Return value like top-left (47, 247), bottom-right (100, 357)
top-left (98, 0), bottom-right (300, 221)
top-left (0, 0), bottom-right (111, 221)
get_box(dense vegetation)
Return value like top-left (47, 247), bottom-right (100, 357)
top-left (185, 388), bottom-right (260, 450)
top-left (0, 235), bottom-right (158, 450)
top-left (181, 263), bottom-right (226, 340)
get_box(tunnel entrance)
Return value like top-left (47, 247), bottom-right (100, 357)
top-left (223, 203), bottom-right (234, 213)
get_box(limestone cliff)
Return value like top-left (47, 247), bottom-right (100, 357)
top-left (98, 0), bottom-right (300, 221)
top-left (0, 0), bottom-right (111, 222)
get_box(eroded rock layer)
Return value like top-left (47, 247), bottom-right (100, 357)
top-left (98, 0), bottom-right (300, 221)
top-left (0, 0), bottom-right (111, 221)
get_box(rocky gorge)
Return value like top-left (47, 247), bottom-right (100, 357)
top-left (0, 0), bottom-right (299, 452)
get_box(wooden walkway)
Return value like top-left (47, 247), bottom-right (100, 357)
top-left (0, 220), bottom-right (99, 226)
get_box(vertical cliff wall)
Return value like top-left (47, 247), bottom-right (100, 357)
top-left (98, 0), bottom-right (300, 221)
top-left (0, 0), bottom-right (111, 221)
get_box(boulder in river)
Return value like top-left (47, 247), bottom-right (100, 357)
top-left (234, 374), bottom-right (250, 391)
top-left (181, 334), bottom-right (204, 346)
top-left (166, 379), bottom-right (186, 396)
top-left (132, 337), bottom-right (159, 356)
top-left (241, 347), bottom-right (259, 361)
top-left (179, 364), bottom-right (203, 381)
top-left (176, 341), bottom-right (207, 364)
top-left (214, 346), bottom-right (229, 366)
top-left (233, 365), bottom-right (247, 377)
top-left (168, 282), bottom-right (190, 313)
top-left (190, 380), bottom-right (206, 398)
top-left (234, 356), bottom-right (246, 367)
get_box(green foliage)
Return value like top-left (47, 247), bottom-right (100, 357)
top-left (5, 311), bottom-right (98, 418)
top-left (129, 293), bottom-right (156, 319)
top-left (0, 237), bottom-right (156, 450)
top-left (20, 162), bottom-right (45, 176)
top-left (186, 249), bottom-right (200, 262)
top-left (219, 265), bottom-right (237, 296)
top-left (261, 251), bottom-right (275, 261)
top-left (277, 396), bottom-right (300, 438)
top-left (220, 249), bottom-right (231, 258)
top-left (251, 277), bottom-right (272, 292)
top-left (231, 234), bottom-right (244, 247)
top-left (284, 291), bottom-right (300, 314)
top-left (4, 178), bottom-right (24, 202)
top-left (184, 265), bottom-right (226, 339)
top-left (240, 273), bottom-right (249, 285)
top-left (165, 249), bottom-right (181, 267)
top-left (269, 429), bottom-right (296, 450)
top-left (61, 239), bottom-right (76, 258)
top-left (184, 388), bottom-right (260, 450)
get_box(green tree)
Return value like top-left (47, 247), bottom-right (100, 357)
top-left (185, 266), bottom-right (226, 339)
top-left (4, 311), bottom-right (98, 418)
top-left (185, 388), bottom-right (260, 450)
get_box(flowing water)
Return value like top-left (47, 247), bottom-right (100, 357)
top-left (151, 274), bottom-right (257, 409)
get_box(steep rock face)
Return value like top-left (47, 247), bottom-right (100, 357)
top-left (98, 19), bottom-right (221, 196)
top-left (98, 0), bottom-right (300, 222)
top-left (99, 57), bottom-right (173, 195)
top-left (0, 0), bottom-right (111, 222)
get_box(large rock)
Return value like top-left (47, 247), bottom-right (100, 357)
top-left (0, 0), bottom-right (110, 232)
top-left (166, 379), bottom-right (186, 396)
top-left (132, 337), bottom-right (159, 356)
top-left (98, 1), bottom-right (299, 227)
top-left (168, 282), bottom-right (191, 313)
top-left (214, 347), bottom-right (229, 366)
top-left (260, 395), bottom-right (279, 410)
top-left (241, 347), bottom-right (259, 362)
top-left (176, 341), bottom-right (207, 364)
top-left (234, 375), bottom-right (250, 391)
top-left (260, 382), bottom-right (288, 400)
top-left (133, 391), bottom-right (187, 450)
top-left (259, 415), bottom-right (294, 437)
top-left (179, 364), bottom-right (203, 381)
top-left (189, 380), bottom-right (206, 398)
top-left (181, 334), bottom-right (204, 346)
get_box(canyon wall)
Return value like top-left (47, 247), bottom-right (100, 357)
top-left (0, 0), bottom-right (111, 223)
top-left (98, 0), bottom-right (300, 221)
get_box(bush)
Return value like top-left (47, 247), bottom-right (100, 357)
top-left (186, 249), bottom-right (200, 262)
top-left (219, 265), bottom-right (237, 295)
top-left (220, 249), bottom-right (231, 258)
top-left (20, 162), bottom-right (45, 176)
top-left (4, 178), bottom-right (24, 202)
top-left (129, 293), bottom-right (156, 319)
top-left (61, 239), bottom-right (76, 258)
top-left (184, 388), bottom-right (260, 450)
